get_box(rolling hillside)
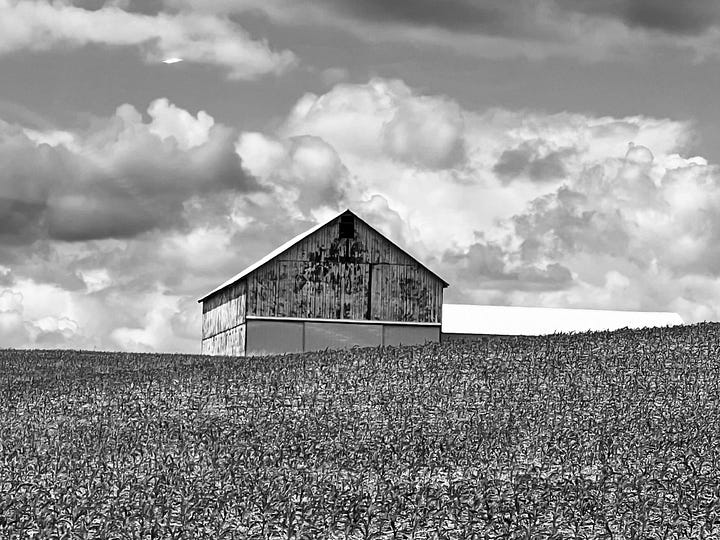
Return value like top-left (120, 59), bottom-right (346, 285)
top-left (1, 323), bottom-right (719, 538)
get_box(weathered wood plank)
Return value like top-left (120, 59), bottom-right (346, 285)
top-left (202, 294), bottom-right (246, 338)
top-left (203, 281), bottom-right (246, 313)
top-left (201, 323), bottom-right (246, 356)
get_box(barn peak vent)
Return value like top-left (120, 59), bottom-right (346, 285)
top-left (339, 213), bottom-right (355, 239)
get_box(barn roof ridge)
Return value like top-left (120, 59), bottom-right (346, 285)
top-left (198, 208), bottom-right (448, 303)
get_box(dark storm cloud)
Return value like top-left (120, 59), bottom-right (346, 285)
top-left (443, 239), bottom-right (573, 291)
top-left (493, 141), bottom-right (571, 183)
top-left (0, 104), bottom-right (260, 245)
top-left (0, 199), bottom-right (46, 244)
top-left (70, 0), bottom-right (165, 15)
top-left (335, 0), bottom-right (720, 36)
top-left (556, 0), bottom-right (720, 35)
top-left (322, 0), bottom-right (524, 36)
top-left (47, 123), bottom-right (259, 242)
top-left (304, 0), bottom-right (720, 38)
top-left (510, 187), bottom-right (632, 260)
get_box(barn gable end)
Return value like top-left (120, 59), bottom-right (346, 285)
top-left (199, 209), bottom-right (448, 356)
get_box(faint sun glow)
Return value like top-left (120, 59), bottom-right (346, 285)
top-left (162, 57), bottom-right (183, 64)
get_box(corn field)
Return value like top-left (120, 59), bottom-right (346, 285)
top-left (2, 323), bottom-right (720, 539)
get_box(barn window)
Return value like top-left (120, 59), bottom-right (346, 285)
top-left (339, 214), bottom-right (355, 239)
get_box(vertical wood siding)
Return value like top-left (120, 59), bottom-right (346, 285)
top-left (201, 324), bottom-right (246, 356)
top-left (247, 263), bottom-right (277, 317)
top-left (201, 281), bottom-right (246, 339)
top-left (244, 214), bottom-right (444, 323)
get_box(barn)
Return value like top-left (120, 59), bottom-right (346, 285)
top-left (198, 209), bottom-right (448, 356)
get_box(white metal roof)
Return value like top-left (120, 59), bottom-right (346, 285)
top-left (198, 209), bottom-right (448, 302)
top-left (442, 303), bottom-right (683, 336)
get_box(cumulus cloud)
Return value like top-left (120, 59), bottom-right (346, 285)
top-left (236, 132), bottom-right (350, 215)
top-left (383, 96), bottom-right (465, 169)
top-left (147, 99), bottom-right (215, 150)
top-left (0, 289), bottom-right (28, 347)
top-left (0, 99), bottom-right (257, 244)
top-left (282, 79), bottom-right (466, 170)
top-left (0, 0), bottom-right (295, 79)
top-left (0, 287), bottom-right (85, 348)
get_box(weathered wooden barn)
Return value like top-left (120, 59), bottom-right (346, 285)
top-left (198, 209), bottom-right (448, 356)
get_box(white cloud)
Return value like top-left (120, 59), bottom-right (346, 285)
top-left (0, 286), bottom-right (86, 348)
top-left (236, 131), bottom-right (350, 215)
top-left (110, 293), bottom-right (180, 352)
top-left (77, 268), bottom-right (112, 293)
top-left (0, 289), bottom-right (29, 348)
top-left (0, 98), bottom-right (256, 243)
top-left (0, 0), bottom-right (295, 79)
top-left (147, 98), bottom-right (214, 150)
top-left (235, 132), bottom-right (287, 179)
top-left (383, 95), bottom-right (465, 169)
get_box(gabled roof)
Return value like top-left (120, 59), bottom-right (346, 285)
top-left (198, 209), bottom-right (449, 302)
top-left (442, 303), bottom-right (683, 336)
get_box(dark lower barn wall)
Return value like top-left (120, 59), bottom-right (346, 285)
top-left (201, 281), bottom-right (247, 355)
top-left (239, 318), bottom-right (440, 356)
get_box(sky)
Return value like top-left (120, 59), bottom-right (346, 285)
top-left (1, 0), bottom-right (720, 352)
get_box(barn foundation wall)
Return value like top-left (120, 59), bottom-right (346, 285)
top-left (239, 317), bottom-right (440, 357)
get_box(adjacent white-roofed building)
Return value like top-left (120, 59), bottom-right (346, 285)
top-left (441, 303), bottom-right (683, 339)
